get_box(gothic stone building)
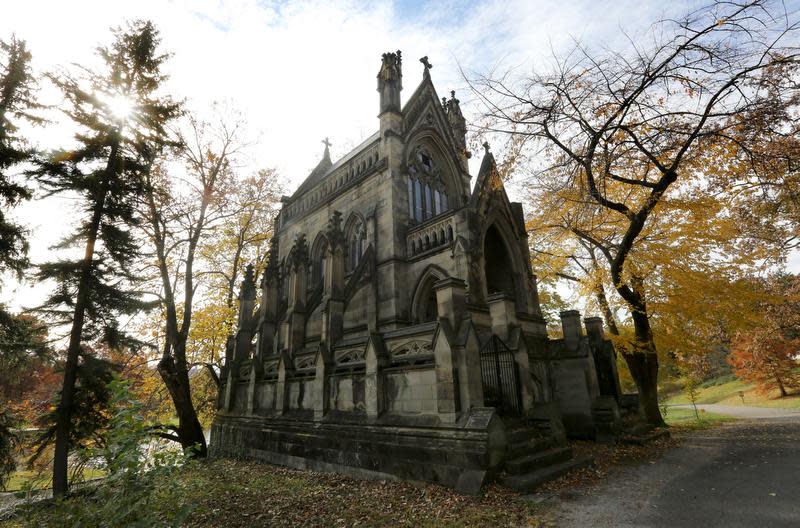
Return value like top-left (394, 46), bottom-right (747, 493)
top-left (211, 52), bottom-right (626, 494)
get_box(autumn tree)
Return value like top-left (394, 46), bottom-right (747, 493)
top-left (728, 274), bottom-right (800, 396)
top-left (191, 168), bottom-right (282, 395)
top-left (140, 110), bottom-right (250, 455)
top-left (474, 0), bottom-right (799, 425)
top-left (33, 20), bottom-right (180, 496)
top-left (729, 331), bottom-right (799, 397)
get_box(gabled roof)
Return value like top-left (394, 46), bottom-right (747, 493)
top-left (470, 145), bottom-right (527, 235)
top-left (470, 145), bottom-right (504, 206)
top-left (290, 132), bottom-right (380, 200)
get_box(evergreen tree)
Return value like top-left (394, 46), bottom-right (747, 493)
top-left (0, 34), bottom-right (44, 489)
top-left (33, 20), bottom-right (180, 497)
top-left (0, 35), bottom-right (40, 279)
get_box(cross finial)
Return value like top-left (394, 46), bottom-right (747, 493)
top-left (420, 56), bottom-right (433, 76)
top-left (322, 137), bottom-right (331, 149)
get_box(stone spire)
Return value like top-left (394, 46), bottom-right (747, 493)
top-left (239, 263), bottom-right (257, 302)
top-left (419, 56), bottom-right (433, 79)
top-left (326, 210), bottom-right (345, 249)
top-left (377, 50), bottom-right (403, 115)
top-left (444, 90), bottom-right (469, 160)
top-left (262, 235), bottom-right (280, 287)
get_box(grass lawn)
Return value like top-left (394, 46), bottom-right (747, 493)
top-left (2, 468), bottom-right (105, 493)
top-left (665, 378), bottom-right (800, 409)
top-left (3, 459), bottom-right (551, 528)
top-left (663, 406), bottom-right (737, 430)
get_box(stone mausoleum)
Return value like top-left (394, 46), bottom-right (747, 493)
top-left (211, 52), bottom-right (629, 493)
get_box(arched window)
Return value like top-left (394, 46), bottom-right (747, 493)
top-left (345, 215), bottom-right (366, 272)
top-left (280, 260), bottom-right (289, 300)
top-left (311, 235), bottom-right (328, 287)
top-left (407, 145), bottom-right (453, 223)
top-left (412, 267), bottom-right (447, 323)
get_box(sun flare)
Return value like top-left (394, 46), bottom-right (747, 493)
top-left (103, 93), bottom-right (135, 121)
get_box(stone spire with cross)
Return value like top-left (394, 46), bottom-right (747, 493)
top-left (419, 56), bottom-right (433, 79)
top-left (322, 137), bottom-right (331, 160)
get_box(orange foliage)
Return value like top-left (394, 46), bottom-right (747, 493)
top-left (728, 332), bottom-right (800, 397)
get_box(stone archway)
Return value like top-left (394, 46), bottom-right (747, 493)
top-left (410, 265), bottom-right (448, 323)
top-left (483, 224), bottom-right (516, 298)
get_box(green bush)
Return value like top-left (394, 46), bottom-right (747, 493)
top-left (18, 379), bottom-right (194, 527)
top-left (0, 409), bottom-right (18, 490)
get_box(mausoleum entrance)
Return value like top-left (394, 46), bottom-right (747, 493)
top-left (483, 225), bottom-right (516, 298)
top-left (479, 335), bottom-right (522, 416)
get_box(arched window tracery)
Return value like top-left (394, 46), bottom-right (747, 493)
top-left (345, 215), bottom-right (367, 272)
top-left (407, 145), bottom-right (451, 223)
top-left (311, 235), bottom-right (328, 287)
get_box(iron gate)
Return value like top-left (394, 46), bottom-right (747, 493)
top-left (479, 335), bottom-right (522, 415)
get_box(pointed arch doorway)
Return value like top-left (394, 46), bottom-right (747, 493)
top-left (483, 224), bottom-right (517, 299)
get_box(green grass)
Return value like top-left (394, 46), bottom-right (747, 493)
top-left (2, 467), bottom-right (105, 492)
top-left (665, 377), bottom-right (800, 409)
top-left (663, 407), bottom-right (737, 430)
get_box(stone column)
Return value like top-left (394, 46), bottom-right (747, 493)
top-left (322, 212), bottom-right (346, 346)
top-left (487, 292), bottom-right (534, 414)
top-left (275, 351), bottom-right (293, 415)
top-left (233, 264), bottom-right (257, 362)
top-left (487, 292), bottom-right (516, 341)
top-left (365, 336), bottom-right (388, 420)
top-left (312, 344), bottom-right (331, 421)
top-left (585, 316), bottom-right (623, 400)
top-left (435, 277), bottom-right (467, 329)
top-left (559, 310), bottom-right (582, 353)
top-left (256, 238), bottom-right (281, 362)
top-left (287, 235), bottom-right (309, 355)
top-left (435, 277), bottom-right (483, 417)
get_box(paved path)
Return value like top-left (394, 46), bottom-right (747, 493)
top-left (553, 416), bottom-right (800, 527)
top-left (671, 403), bottom-right (800, 419)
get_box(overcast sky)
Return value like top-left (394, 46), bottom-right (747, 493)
top-left (3, 0), bottom-right (796, 309)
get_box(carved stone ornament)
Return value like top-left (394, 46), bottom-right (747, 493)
top-left (264, 361), bottom-right (279, 375)
top-left (327, 210), bottom-right (346, 249)
top-left (336, 348), bottom-right (366, 364)
top-left (290, 234), bottom-right (309, 271)
top-left (390, 340), bottom-right (432, 358)
top-left (294, 354), bottom-right (316, 370)
top-left (378, 50), bottom-right (402, 83)
top-left (239, 263), bottom-right (257, 301)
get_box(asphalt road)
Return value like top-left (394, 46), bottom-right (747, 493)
top-left (554, 411), bottom-right (800, 527)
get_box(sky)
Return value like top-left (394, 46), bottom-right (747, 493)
top-left (2, 0), bottom-right (797, 309)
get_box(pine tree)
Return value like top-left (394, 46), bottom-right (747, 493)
top-left (33, 20), bottom-right (180, 497)
top-left (0, 35), bottom-right (40, 279)
top-left (0, 34), bottom-right (44, 489)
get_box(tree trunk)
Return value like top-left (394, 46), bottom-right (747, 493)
top-left (157, 340), bottom-right (208, 456)
top-left (52, 146), bottom-right (115, 497)
top-left (776, 377), bottom-right (788, 398)
top-left (622, 310), bottom-right (666, 426)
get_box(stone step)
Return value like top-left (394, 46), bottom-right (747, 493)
top-left (505, 446), bottom-right (574, 475)
top-left (506, 435), bottom-right (556, 459)
top-left (501, 455), bottom-right (594, 492)
top-left (505, 426), bottom-right (541, 445)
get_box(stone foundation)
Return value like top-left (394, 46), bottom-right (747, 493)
top-left (211, 407), bottom-right (507, 494)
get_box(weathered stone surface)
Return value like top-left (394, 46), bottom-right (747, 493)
top-left (213, 50), bottom-right (631, 494)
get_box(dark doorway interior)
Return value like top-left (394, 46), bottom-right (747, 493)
top-left (484, 225), bottom-right (515, 297)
